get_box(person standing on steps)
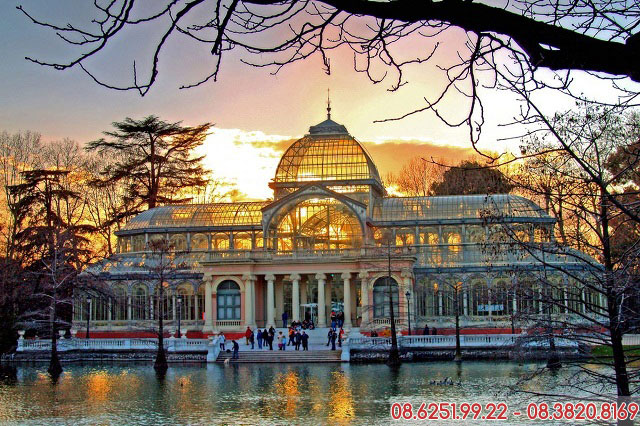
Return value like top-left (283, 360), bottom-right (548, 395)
top-left (301, 331), bottom-right (309, 351)
top-left (330, 330), bottom-right (337, 350)
top-left (326, 328), bottom-right (333, 346)
top-left (423, 325), bottom-right (430, 336)
top-left (232, 340), bottom-right (239, 360)
top-left (249, 330), bottom-right (255, 349)
top-left (288, 327), bottom-right (295, 346)
top-left (245, 326), bottom-right (252, 345)
top-left (282, 311), bottom-right (288, 328)
top-left (294, 330), bottom-right (301, 351)
top-left (257, 329), bottom-right (263, 349)
top-left (219, 332), bottom-right (226, 350)
top-left (277, 331), bottom-right (284, 350)
top-left (268, 329), bottom-right (274, 350)
top-left (338, 327), bottom-right (344, 348)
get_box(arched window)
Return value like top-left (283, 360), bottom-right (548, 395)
top-left (516, 276), bottom-right (539, 314)
top-left (396, 228), bottom-right (415, 246)
top-left (170, 234), bottom-right (187, 251)
top-left (132, 235), bottom-right (145, 252)
top-left (118, 236), bottom-right (131, 253)
top-left (177, 283), bottom-right (195, 320)
top-left (191, 233), bottom-right (209, 251)
top-left (471, 279), bottom-right (490, 316)
top-left (233, 232), bottom-right (252, 250)
top-left (268, 198), bottom-right (363, 252)
top-left (112, 286), bottom-right (128, 320)
top-left (217, 280), bottom-right (241, 320)
top-left (132, 284), bottom-right (148, 320)
top-left (211, 233), bottom-right (230, 251)
top-left (196, 285), bottom-right (205, 321)
top-left (373, 277), bottom-right (399, 318)
top-left (492, 279), bottom-right (512, 316)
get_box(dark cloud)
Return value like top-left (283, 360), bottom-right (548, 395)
top-left (236, 136), bottom-right (475, 176)
top-left (362, 141), bottom-right (475, 176)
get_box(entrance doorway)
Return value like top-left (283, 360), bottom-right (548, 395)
top-left (300, 303), bottom-right (317, 325)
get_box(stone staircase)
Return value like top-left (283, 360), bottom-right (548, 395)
top-left (216, 349), bottom-right (342, 363)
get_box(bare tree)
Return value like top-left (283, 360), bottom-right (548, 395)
top-left (17, 1), bottom-right (640, 148)
top-left (385, 156), bottom-right (443, 197)
top-left (489, 105), bottom-right (640, 403)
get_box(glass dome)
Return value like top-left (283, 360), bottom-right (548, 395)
top-left (272, 118), bottom-right (382, 186)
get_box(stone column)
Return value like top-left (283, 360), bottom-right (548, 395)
top-left (359, 271), bottom-right (369, 328)
top-left (341, 272), bottom-right (352, 329)
top-left (172, 295), bottom-right (177, 321)
top-left (316, 273), bottom-right (327, 327)
top-left (243, 274), bottom-right (256, 328)
top-left (266, 274), bottom-right (276, 327)
top-left (204, 277), bottom-right (213, 332)
top-left (291, 274), bottom-right (301, 322)
top-left (194, 288), bottom-right (199, 321)
top-left (463, 288), bottom-right (469, 316)
top-left (127, 295), bottom-right (132, 321)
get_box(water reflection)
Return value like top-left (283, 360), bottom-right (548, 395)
top-left (0, 362), bottom-right (610, 425)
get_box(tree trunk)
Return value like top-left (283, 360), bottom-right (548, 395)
top-left (154, 290), bottom-right (168, 371)
top-left (48, 300), bottom-right (62, 378)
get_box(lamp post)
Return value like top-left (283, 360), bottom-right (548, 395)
top-left (177, 296), bottom-right (182, 338)
top-left (85, 296), bottom-right (91, 339)
top-left (405, 291), bottom-right (411, 336)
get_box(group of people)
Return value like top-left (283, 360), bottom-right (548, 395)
top-left (329, 311), bottom-right (345, 329)
top-left (236, 326), bottom-right (310, 351)
top-left (326, 327), bottom-right (344, 350)
top-left (281, 312), bottom-right (315, 330)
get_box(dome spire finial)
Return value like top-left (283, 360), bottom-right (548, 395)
top-left (327, 88), bottom-right (331, 120)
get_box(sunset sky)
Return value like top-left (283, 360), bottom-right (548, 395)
top-left (0, 1), bottom-right (591, 200)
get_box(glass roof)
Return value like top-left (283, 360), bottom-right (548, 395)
top-left (373, 194), bottom-right (552, 222)
top-left (120, 202), bottom-right (269, 231)
top-left (273, 119), bottom-right (381, 184)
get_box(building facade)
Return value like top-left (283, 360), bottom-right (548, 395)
top-left (77, 114), bottom-right (596, 336)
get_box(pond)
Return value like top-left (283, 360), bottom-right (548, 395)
top-left (0, 362), bottom-right (620, 425)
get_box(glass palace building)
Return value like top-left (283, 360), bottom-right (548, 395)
top-left (78, 114), bottom-right (595, 336)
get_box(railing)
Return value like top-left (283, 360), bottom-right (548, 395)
top-left (213, 320), bottom-right (242, 328)
top-left (372, 318), bottom-right (404, 326)
top-left (17, 337), bottom-right (211, 352)
top-left (348, 334), bottom-right (578, 350)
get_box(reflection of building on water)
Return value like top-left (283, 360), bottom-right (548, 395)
top-left (78, 109), bottom-right (597, 336)
top-left (328, 371), bottom-right (355, 420)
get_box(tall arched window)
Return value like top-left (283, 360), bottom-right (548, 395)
top-left (196, 285), bottom-right (205, 321)
top-left (373, 277), bottom-right (399, 318)
top-left (177, 283), bottom-right (195, 320)
top-left (132, 285), bottom-right (148, 320)
top-left (471, 279), bottom-right (490, 316)
top-left (492, 279), bottom-right (512, 316)
top-left (112, 286), bottom-right (128, 320)
top-left (217, 280), bottom-right (241, 320)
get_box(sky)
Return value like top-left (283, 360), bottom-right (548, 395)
top-left (0, 1), bottom-right (622, 200)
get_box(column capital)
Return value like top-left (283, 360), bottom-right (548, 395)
top-left (202, 273), bottom-right (215, 283)
top-left (289, 273), bottom-right (301, 281)
top-left (242, 273), bottom-right (257, 281)
top-left (341, 272), bottom-right (352, 280)
top-left (315, 273), bottom-right (326, 281)
top-left (265, 274), bottom-right (276, 281)
top-left (358, 270), bottom-right (369, 280)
